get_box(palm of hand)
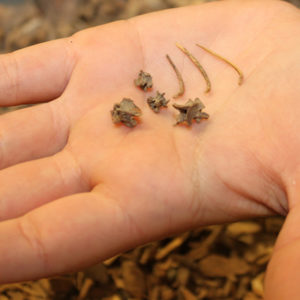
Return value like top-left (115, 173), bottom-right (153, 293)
top-left (1, 0), bottom-right (300, 293)
top-left (62, 0), bottom-right (299, 226)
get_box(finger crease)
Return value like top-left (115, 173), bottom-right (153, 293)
top-left (60, 37), bottom-right (79, 93)
top-left (17, 215), bottom-right (49, 273)
top-left (126, 18), bottom-right (146, 70)
top-left (93, 186), bottom-right (145, 240)
top-left (126, 18), bottom-right (150, 107)
top-left (63, 148), bottom-right (92, 192)
top-left (0, 53), bottom-right (19, 103)
top-left (47, 102), bottom-right (69, 151)
top-left (0, 131), bottom-right (5, 169)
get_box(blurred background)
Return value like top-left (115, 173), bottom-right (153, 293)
top-left (0, 0), bottom-right (299, 54)
top-left (0, 1), bottom-right (298, 299)
top-left (0, 0), bottom-right (214, 53)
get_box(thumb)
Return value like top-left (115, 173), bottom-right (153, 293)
top-left (264, 203), bottom-right (300, 299)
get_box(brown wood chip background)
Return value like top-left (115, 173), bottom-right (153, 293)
top-left (0, 0), bottom-right (296, 299)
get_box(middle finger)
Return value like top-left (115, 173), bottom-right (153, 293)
top-left (0, 150), bottom-right (90, 221)
top-left (0, 101), bottom-right (69, 170)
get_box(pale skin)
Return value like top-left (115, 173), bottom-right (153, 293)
top-left (0, 0), bottom-right (300, 298)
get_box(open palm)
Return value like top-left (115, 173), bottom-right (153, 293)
top-left (1, 1), bottom-right (300, 298)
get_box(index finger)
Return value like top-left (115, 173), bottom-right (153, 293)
top-left (0, 38), bottom-right (76, 106)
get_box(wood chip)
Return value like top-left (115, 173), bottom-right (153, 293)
top-left (226, 222), bottom-right (262, 237)
top-left (264, 216), bottom-right (284, 233)
top-left (84, 263), bottom-right (109, 284)
top-left (77, 278), bottom-right (94, 300)
top-left (179, 286), bottom-right (197, 300)
top-left (121, 260), bottom-right (146, 298)
top-left (149, 285), bottom-right (160, 300)
top-left (244, 292), bottom-right (263, 300)
top-left (103, 255), bottom-right (120, 266)
top-left (187, 226), bottom-right (222, 260)
top-left (102, 295), bottom-right (122, 300)
top-left (175, 267), bottom-right (190, 287)
top-left (161, 285), bottom-right (175, 300)
top-left (6, 291), bottom-right (23, 300)
top-left (198, 255), bottom-right (251, 278)
top-left (155, 233), bottom-right (189, 260)
top-left (251, 273), bottom-right (264, 297)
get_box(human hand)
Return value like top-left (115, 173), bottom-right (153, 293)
top-left (0, 1), bottom-right (300, 298)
